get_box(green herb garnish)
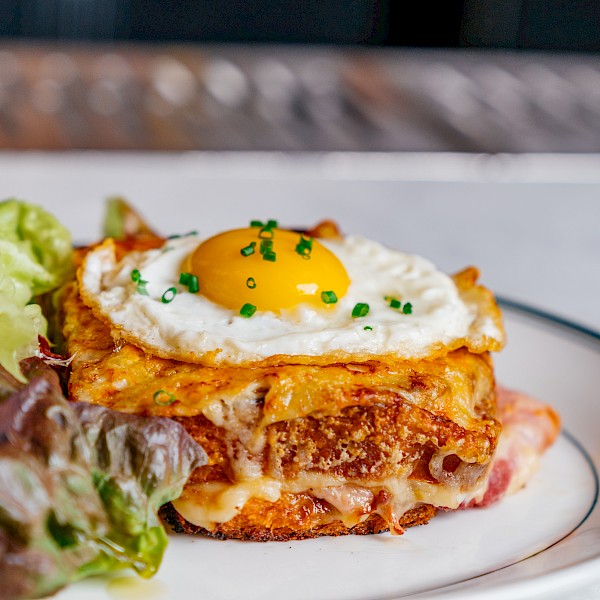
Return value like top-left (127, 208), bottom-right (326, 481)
top-left (321, 290), bottom-right (338, 304)
top-left (187, 275), bottom-right (199, 294)
top-left (161, 287), bottom-right (177, 304)
top-left (385, 295), bottom-right (401, 309)
top-left (246, 277), bottom-right (257, 289)
top-left (364, 325), bottom-right (373, 331)
top-left (295, 235), bottom-right (313, 259)
top-left (167, 230), bottom-right (197, 240)
top-left (260, 239), bottom-right (273, 253)
top-left (153, 389), bottom-right (177, 406)
top-left (240, 241), bottom-right (256, 257)
top-left (179, 272), bottom-right (199, 293)
top-left (250, 219), bottom-right (278, 229)
top-left (131, 270), bottom-right (149, 295)
top-left (403, 302), bottom-right (413, 314)
top-left (258, 227), bottom-right (274, 239)
top-left (352, 303), bottom-right (370, 318)
top-left (260, 239), bottom-right (276, 262)
top-left (240, 303), bottom-right (257, 318)
top-left (137, 280), bottom-right (149, 295)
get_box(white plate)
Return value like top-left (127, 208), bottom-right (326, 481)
top-left (51, 296), bottom-right (600, 600)
top-left (8, 152), bottom-right (596, 598)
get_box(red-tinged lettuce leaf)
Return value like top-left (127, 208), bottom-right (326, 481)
top-left (0, 360), bottom-right (207, 599)
top-left (73, 402), bottom-right (208, 579)
top-left (0, 363), bottom-right (109, 599)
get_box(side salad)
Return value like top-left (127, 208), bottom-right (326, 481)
top-left (0, 200), bottom-right (208, 599)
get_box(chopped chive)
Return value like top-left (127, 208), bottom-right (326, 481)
top-left (262, 251), bottom-right (276, 262)
top-left (403, 302), bottom-right (413, 314)
top-left (168, 230), bottom-right (197, 239)
top-left (266, 219), bottom-right (278, 229)
top-left (385, 295), bottom-right (402, 309)
top-left (297, 251), bottom-right (310, 260)
top-left (258, 227), bottom-right (274, 239)
top-left (259, 239), bottom-right (273, 253)
top-left (364, 325), bottom-right (373, 331)
top-left (246, 277), bottom-right (257, 289)
top-left (241, 242), bottom-right (256, 257)
top-left (295, 235), bottom-right (313, 259)
top-left (295, 245), bottom-right (312, 259)
top-left (153, 389), bottom-right (176, 406)
top-left (187, 274), bottom-right (200, 294)
top-left (321, 290), bottom-right (338, 304)
top-left (240, 303), bottom-right (257, 318)
top-left (161, 287), bottom-right (177, 304)
top-left (352, 303), bottom-right (370, 318)
top-left (161, 246), bottom-right (174, 254)
top-left (180, 272), bottom-right (199, 293)
top-left (250, 220), bottom-right (264, 228)
top-left (130, 269), bottom-right (141, 282)
top-left (137, 280), bottom-right (149, 295)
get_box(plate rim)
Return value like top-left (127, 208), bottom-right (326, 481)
top-left (498, 296), bottom-right (600, 349)
top-left (416, 298), bottom-right (600, 599)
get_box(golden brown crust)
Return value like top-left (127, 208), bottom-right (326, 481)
top-left (452, 267), bottom-right (505, 354)
top-left (160, 500), bottom-right (436, 541)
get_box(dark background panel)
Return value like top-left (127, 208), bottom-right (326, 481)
top-left (125, 0), bottom-right (388, 44)
top-left (519, 0), bottom-right (600, 50)
top-left (0, 0), bottom-right (599, 49)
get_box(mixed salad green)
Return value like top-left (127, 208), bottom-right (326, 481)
top-left (0, 200), bottom-right (208, 599)
top-left (0, 199), bottom-right (72, 381)
top-left (0, 359), bottom-right (207, 599)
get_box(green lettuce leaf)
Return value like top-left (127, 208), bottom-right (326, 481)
top-left (0, 359), bottom-right (207, 599)
top-left (0, 200), bottom-right (73, 381)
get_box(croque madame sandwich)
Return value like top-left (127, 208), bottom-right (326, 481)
top-left (60, 219), bottom-right (559, 541)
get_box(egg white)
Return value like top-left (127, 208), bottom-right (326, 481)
top-left (79, 233), bottom-right (503, 365)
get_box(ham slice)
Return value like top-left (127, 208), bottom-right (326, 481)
top-left (462, 386), bottom-right (560, 508)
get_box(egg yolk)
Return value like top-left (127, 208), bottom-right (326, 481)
top-left (188, 228), bottom-right (350, 312)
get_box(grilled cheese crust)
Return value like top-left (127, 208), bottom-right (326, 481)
top-left (62, 258), bottom-right (502, 539)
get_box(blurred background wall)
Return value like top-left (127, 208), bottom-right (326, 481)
top-left (0, 0), bottom-right (599, 151)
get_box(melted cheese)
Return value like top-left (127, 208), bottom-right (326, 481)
top-left (172, 473), bottom-right (487, 532)
top-left (174, 480), bottom-right (283, 525)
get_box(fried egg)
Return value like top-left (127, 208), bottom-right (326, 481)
top-left (79, 224), bottom-right (504, 365)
